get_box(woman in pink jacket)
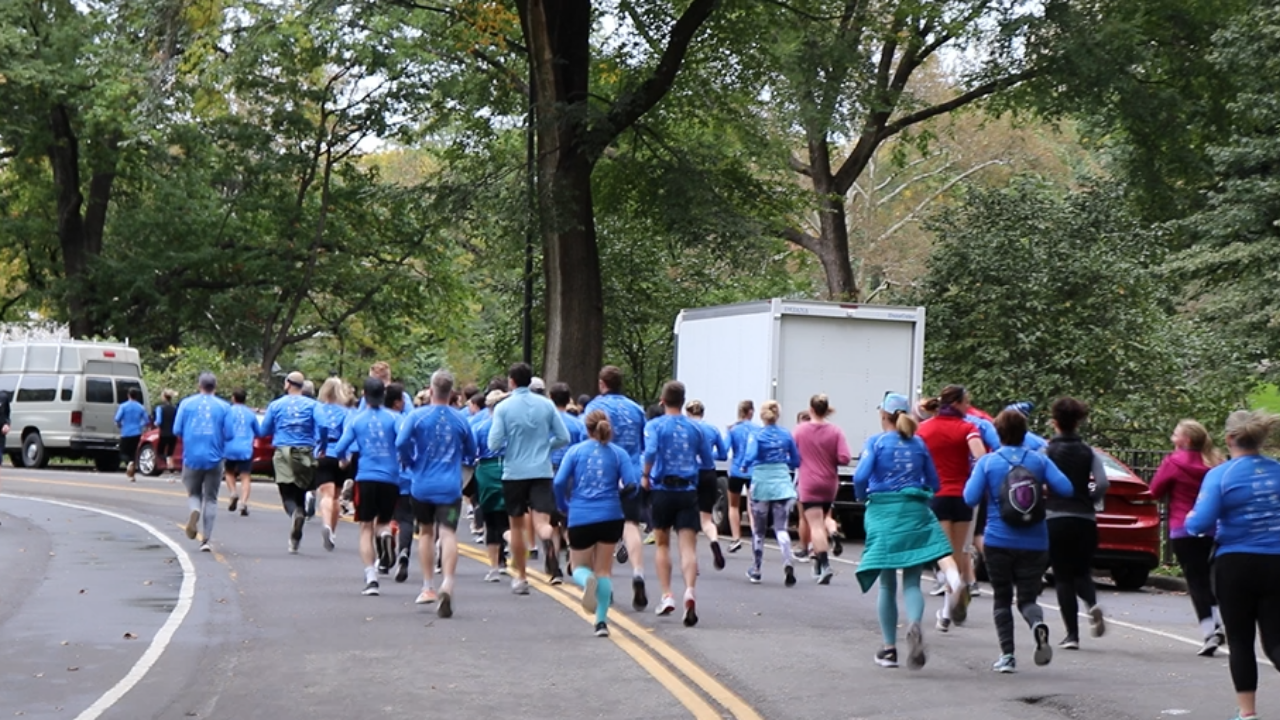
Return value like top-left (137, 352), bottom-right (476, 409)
top-left (793, 394), bottom-right (851, 585)
top-left (1150, 419), bottom-right (1225, 656)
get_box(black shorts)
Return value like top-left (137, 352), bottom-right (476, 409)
top-left (224, 459), bottom-right (252, 475)
top-left (502, 478), bottom-right (556, 517)
top-left (728, 476), bottom-right (751, 495)
top-left (568, 519), bottom-right (625, 551)
top-left (354, 481), bottom-right (399, 524)
top-left (120, 435), bottom-right (141, 461)
top-left (930, 495), bottom-right (974, 523)
top-left (412, 499), bottom-right (463, 531)
top-left (801, 501), bottom-right (832, 514)
top-left (483, 511), bottom-right (509, 545)
top-left (622, 486), bottom-right (648, 523)
top-left (342, 453), bottom-right (360, 482)
top-left (314, 456), bottom-right (342, 486)
top-left (650, 488), bottom-right (699, 532)
top-left (157, 435), bottom-right (177, 457)
top-left (696, 469), bottom-right (719, 514)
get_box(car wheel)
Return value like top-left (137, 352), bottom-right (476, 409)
top-left (93, 453), bottom-right (121, 472)
top-left (1110, 566), bottom-right (1149, 591)
top-left (21, 432), bottom-right (49, 469)
top-left (137, 443), bottom-right (158, 476)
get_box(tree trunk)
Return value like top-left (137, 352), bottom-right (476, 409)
top-left (807, 133), bottom-right (858, 300)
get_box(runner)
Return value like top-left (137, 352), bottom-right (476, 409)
top-left (259, 371), bottom-right (318, 553)
top-left (1006, 402), bottom-right (1046, 451)
top-left (550, 382), bottom-right (587, 566)
top-left (313, 378), bottom-right (351, 551)
top-left (173, 372), bottom-right (231, 553)
top-left (334, 377), bottom-right (402, 596)
top-left (584, 365), bottom-right (651, 609)
top-left (0, 389), bottom-right (10, 526)
top-left (685, 400), bottom-right (729, 570)
top-left (223, 388), bottom-right (261, 516)
top-left (473, 390), bottom-right (510, 581)
top-left (153, 389), bottom-right (178, 478)
top-left (740, 400), bottom-right (801, 587)
top-left (487, 362), bottom-right (570, 592)
top-left (1185, 410), bottom-right (1280, 720)
top-left (115, 387), bottom-right (148, 481)
top-left (725, 400), bottom-right (757, 554)
top-left (386, 383), bottom-right (414, 581)
top-left (853, 392), bottom-right (958, 670)
top-left (643, 381), bottom-right (715, 625)
top-left (1044, 397), bottom-right (1110, 650)
top-left (554, 409), bottom-right (640, 637)
top-left (1150, 419), bottom-right (1225, 655)
top-left (963, 409), bottom-right (1074, 673)
top-left (397, 370), bottom-right (476, 617)
top-left (792, 394), bottom-right (849, 584)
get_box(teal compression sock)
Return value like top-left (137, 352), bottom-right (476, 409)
top-left (573, 565), bottom-right (593, 588)
top-left (596, 577), bottom-right (612, 624)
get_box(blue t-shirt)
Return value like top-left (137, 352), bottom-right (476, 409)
top-left (1186, 455), bottom-right (1280, 557)
top-left (313, 403), bottom-right (348, 458)
top-left (553, 440), bottom-right (639, 526)
top-left (551, 410), bottom-right (588, 468)
top-left (584, 392), bottom-right (647, 468)
top-left (114, 400), bottom-right (149, 438)
top-left (853, 431), bottom-right (939, 500)
top-left (259, 394), bottom-right (319, 448)
top-left (727, 421), bottom-right (758, 478)
top-left (644, 414), bottom-right (715, 491)
top-left (743, 424), bottom-right (801, 502)
top-left (334, 407), bottom-right (400, 484)
top-left (693, 419), bottom-right (729, 471)
top-left (963, 446), bottom-right (1074, 552)
top-left (488, 388), bottom-right (569, 481)
top-left (396, 405), bottom-right (477, 503)
top-left (173, 392), bottom-right (231, 470)
top-left (222, 404), bottom-right (261, 462)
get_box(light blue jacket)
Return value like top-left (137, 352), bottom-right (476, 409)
top-left (488, 388), bottom-right (570, 481)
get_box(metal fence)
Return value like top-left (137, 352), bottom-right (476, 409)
top-left (1104, 448), bottom-right (1174, 565)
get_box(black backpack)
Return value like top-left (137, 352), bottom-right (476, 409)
top-left (996, 448), bottom-right (1045, 528)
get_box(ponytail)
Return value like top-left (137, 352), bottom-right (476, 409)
top-left (586, 410), bottom-right (613, 444)
top-left (894, 411), bottom-right (917, 440)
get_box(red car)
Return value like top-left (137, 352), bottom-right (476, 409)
top-left (135, 412), bottom-right (275, 477)
top-left (1092, 450), bottom-right (1161, 590)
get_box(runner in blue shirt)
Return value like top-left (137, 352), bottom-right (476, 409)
top-left (472, 392), bottom-right (510, 582)
top-left (222, 388), bottom-right (261, 518)
top-left (260, 371), bottom-right (319, 553)
top-left (740, 400), bottom-right (801, 587)
top-left (685, 400), bottom-right (729, 570)
top-left (385, 384), bottom-right (415, 582)
top-left (549, 382), bottom-right (588, 470)
top-left (312, 378), bottom-right (351, 552)
top-left (115, 387), bottom-right (148, 481)
top-left (643, 381), bottom-right (715, 627)
top-left (334, 378), bottom-right (402, 597)
top-left (725, 400), bottom-right (758, 554)
top-left (173, 373), bottom-right (231, 553)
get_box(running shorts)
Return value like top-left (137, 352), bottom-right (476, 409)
top-left (273, 446), bottom-right (315, 489)
top-left (120, 435), bottom-right (141, 463)
top-left (728, 476), bottom-right (751, 495)
top-left (568, 519), bottom-right (625, 551)
top-left (354, 481), bottom-right (399, 524)
top-left (224, 459), bottom-right (252, 476)
top-left (502, 478), bottom-right (555, 518)
top-left (622, 486), bottom-right (648, 524)
top-left (650, 487), bottom-right (699, 532)
top-left (483, 511), bottom-right (509, 545)
top-left (157, 434), bottom-right (177, 458)
top-left (800, 501), bottom-right (833, 514)
top-left (696, 469), bottom-right (720, 514)
top-left (929, 495), bottom-right (974, 523)
top-left (412, 498), bottom-right (463, 531)
top-left (314, 456), bottom-right (342, 486)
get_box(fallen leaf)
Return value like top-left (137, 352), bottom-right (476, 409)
top-left (78, 589), bottom-right (86, 594)
top-left (216, 598), bottom-right (227, 604)
top-left (123, 633), bottom-right (137, 640)
top-left (33, 673), bottom-right (43, 678)
top-left (142, 581), bottom-right (152, 586)
top-left (60, 641), bottom-right (68, 646)
top-left (66, 667), bottom-right (78, 672)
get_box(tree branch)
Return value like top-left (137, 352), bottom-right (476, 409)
top-left (783, 227), bottom-right (820, 254)
top-left (789, 152), bottom-right (813, 177)
top-left (879, 71), bottom-right (1034, 138)
top-left (871, 159), bottom-right (1005, 245)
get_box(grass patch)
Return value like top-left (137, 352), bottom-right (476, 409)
top-left (1252, 384), bottom-right (1280, 413)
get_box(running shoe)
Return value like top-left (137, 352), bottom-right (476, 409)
top-left (1033, 622), bottom-right (1053, 666)
top-left (632, 576), bottom-right (648, 611)
top-left (288, 538), bottom-right (299, 554)
top-left (906, 622), bottom-right (926, 670)
top-left (969, 581), bottom-right (982, 597)
top-left (711, 541), bottom-right (725, 571)
top-left (395, 553), bottom-right (409, 583)
top-left (322, 525), bottom-right (335, 552)
top-left (416, 588), bottom-right (438, 604)
top-left (1199, 629), bottom-right (1225, 657)
top-left (594, 622), bottom-right (610, 638)
top-left (656, 593), bottom-right (677, 616)
top-left (304, 491), bottom-right (316, 518)
top-left (582, 575), bottom-right (599, 614)
top-left (1088, 605), bottom-right (1106, 638)
top-left (875, 647), bottom-right (899, 668)
top-left (199, 542), bottom-right (212, 553)
top-left (746, 568), bottom-right (762, 584)
top-left (377, 534), bottom-right (395, 574)
top-left (362, 580), bottom-right (380, 596)
top-left (793, 548), bottom-right (810, 562)
top-left (929, 582), bottom-right (947, 597)
top-left (992, 654), bottom-right (1016, 673)
top-left (1230, 713), bottom-right (1260, 720)
top-left (185, 510), bottom-right (200, 540)
top-left (437, 592), bottom-right (453, 618)
top-left (935, 609), bottom-right (951, 633)
top-left (950, 583), bottom-right (971, 626)
top-left (484, 568), bottom-right (504, 583)
top-left (784, 564), bottom-right (797, 588)
top-left (240, 507), bottom-right (248, 517)
top-left (1059, 636), bottom-right (1080, 650)
top-left (127, 462), bottom-right (137, 481)
top-left (615, 542), bottom-right (629, 565)
top-left (290, 508), bottom-right (305, 546)
top-left (529, 546), bottom-right (539, 561)
top-left (643, 531), bottom-right (656, 546)
top-left (728, 539), bottom-right (743, 554)
top-left (682, 593), bottom-right (698, 627)
top-left (511, 578), bottom-right (530, 595)
top-left (832, 536), bottom-right (844, 557)
top-left (472, 533), bottom-right (484, 544)
top-left (228, 496), bottom-right (239, 513)
top-left (816, 566), bottom-right (834, 585)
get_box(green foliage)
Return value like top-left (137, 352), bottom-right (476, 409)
top-left (143, 347), bottom-right (272, 408)
top-left (911, 179), bottom-right (1250, 446)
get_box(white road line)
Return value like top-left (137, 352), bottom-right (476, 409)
top-left (2, 494), bottom-right (198, 720)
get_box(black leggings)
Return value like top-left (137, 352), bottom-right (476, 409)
top-left (1171, 535), bottom-right (1217, 623)
top-left (277, 482), bottom-right (308, 517)
top-left (1215, 552), bottom-right (1280, 693)
top-left (1048, 517), bottom-right (1098, 640)
top-left (986, 545), bottom-right (1049, 655)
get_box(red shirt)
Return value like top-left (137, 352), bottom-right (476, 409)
top-left (917, 415), bottom-right (980, 497)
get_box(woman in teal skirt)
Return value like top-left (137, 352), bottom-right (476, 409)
top-left (854, 393), bottom-right (963, 670)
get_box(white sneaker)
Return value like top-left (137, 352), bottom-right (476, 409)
top-left (511, 578), bottom-right (530, 595)
top-left (199, 542), bottom-right (211, 553)
top-left (322, 525), bottom-right (335, 552)
top-left (655, 593), bottom-right (677, 616)
top-left (484, 568), bottom-right (504, 583)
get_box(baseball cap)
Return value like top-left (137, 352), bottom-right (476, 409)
top-left (1005, 401), bottom-right (1034, 418)
top-left (879, 392), bottom-right (911, 415)
top-left (485, 390), bottom-right (508, 408)
top-left (530, 377), bottom-right (546, 394)
top-left (286, 371), bottom-right (305, 388)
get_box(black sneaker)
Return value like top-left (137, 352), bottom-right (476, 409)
top-left (377, 534), bottom-right (394, 574)
top-left (594, 622), bottom-right (610, 637)
top-left (240, 507), bottom-right (249, 517)
top-left (711, 541), bottom-right (725, 571)
top-left (549, 568), bottom-right (565, 586)
top-left (290, 508), bottom-right (305, 544)
top-left (437, 591), bottom-right (453, 619)
top-left (615, 542), bottom-right (629, 565)
top-left (362, 580), bottom-right (380, 596)
top-left (682, 596), bottom-right (698, 627)
top-left (632, 576), bottom-right (648, 611)
top-left (905, 623), bottom-right (926, 670)
top-left (875, 647), bottom-right (899, 668)
top-left (784, 564), bottom-right (797, 587)
top-left (1033, 622), bottom-right (1053, 666)
top-left (832, 536), bottom-right (844, 557)
top-left (543, 540), bottom-right (563, 580)
top-left (228, 496), bottom-right (239, 513)
top-left (395, 553), bottom-right (409, 583)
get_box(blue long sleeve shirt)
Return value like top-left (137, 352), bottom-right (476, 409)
top-left (744, 424), bottom-right (800, 502)
top-left (963, 447), bottom-right (1074, 552)
top-left (551, 410), bottom-right (588, 468)
top-left (643, 414), bottom-right (715, 490)
top-left (966, 414), bottom-right (1001, 451)
top-left (114, 400), bottom-right (149, 438)
top-left (472, 412), bottom-right (502, 462)
top-left (259, 394), bottom-right (318, 448)
top-left (727, 421), bottom-right (757, 478)
top-left (488, 388), bottom-right (570, 481)
top-left (693, 419), bottom-right (729, 471)
top-left (853, 431), bottom-right (939, 500)
top-left (395, 405), bottom-right (476, 503)
top-left (313, 403), bottom-right (348, 458)
top-left (1186, 455), bottom-right (1280, 557)
top-left (334, 407), bottom-right (400, 484)
top-left (553, 440), bottom-right (639, 526)
top-left (222, 404), bottom-right (261, 462)
top-left (584, 392), bottom-right (647, 468)
top-left (173, 392), bottom-right (231, 470)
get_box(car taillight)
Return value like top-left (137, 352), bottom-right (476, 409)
top-left (71, 411), bottom-right (82, 426)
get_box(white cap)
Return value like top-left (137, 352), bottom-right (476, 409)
top-left (530, 377), bottom-right (546, 394)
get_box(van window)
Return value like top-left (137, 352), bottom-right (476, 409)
top-left (0, 375), bottom-right (16, 396)
top-left (84, 360), bottom-right (141, 378)
top-left (61, 375), bottom-right (74, 401)
top-left (115, 379), bottom-right (142, 405)
top-left (16, 375), bottom-right (57, 402)
top-left (86, 377), bottom-right (115, 404)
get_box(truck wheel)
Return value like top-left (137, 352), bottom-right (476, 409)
top-left (1110, 566), bottom-right (1149, 591)
top-left (136, 443), bottom-right (158, 476)
top-left (94, 453), bottom-right (121, 473)
top-left (21, 432), bottom-right (49, 469)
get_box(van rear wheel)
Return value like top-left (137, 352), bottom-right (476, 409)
top-left (21, 432), bottom-right (49, 469)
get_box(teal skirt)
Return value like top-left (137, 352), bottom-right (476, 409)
top-left (855, 487), bottom-right (954, 593)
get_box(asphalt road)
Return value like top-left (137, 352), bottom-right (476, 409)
top-left (0, 466), bottom-right (1272, 720)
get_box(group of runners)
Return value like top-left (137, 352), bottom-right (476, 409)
top-left (80, 360), bottom-right (1280, 720)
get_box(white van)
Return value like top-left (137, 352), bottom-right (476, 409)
top-left (0, 338), bottom-right (149, 471)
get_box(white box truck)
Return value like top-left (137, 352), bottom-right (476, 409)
top-left (673, 298), bottom-right (926, 536)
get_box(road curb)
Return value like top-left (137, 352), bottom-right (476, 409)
top-left (1144, 574), bottom-right (1187, 593)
